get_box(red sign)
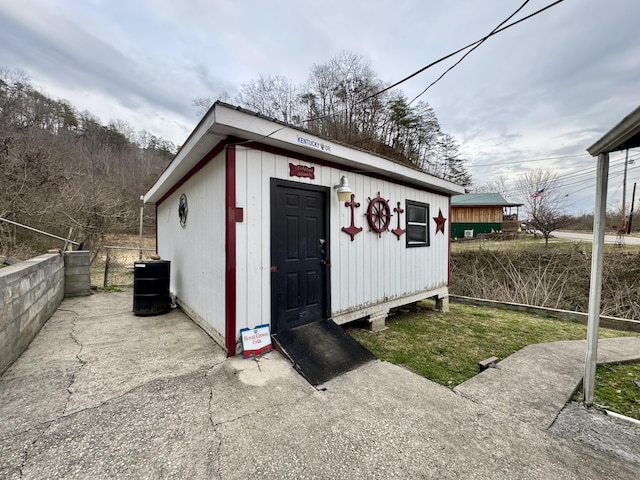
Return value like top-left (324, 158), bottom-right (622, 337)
top-left (289, 163), bottom-right (315, 179)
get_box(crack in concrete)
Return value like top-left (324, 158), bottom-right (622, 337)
top-left (204, 367), bottom-right (225, 480)
top-left (208, 386), bottom-right (215, 428)
top-left (56, 362), bottom-right (226, 422)
top-left (63, 311), bottom-right (86, 417)
top-left (12, 361), bottom-right (226, 477)
top-left (212, 392), bottom-right (313, 428)
top-left (18, 435), bottom-right (40, 478)
top-left (18, 309), bottom-right (85, 478)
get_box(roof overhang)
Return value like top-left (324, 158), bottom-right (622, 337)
top-left (144, 102), bottom-right (465, 204)
top-left (587, 105), bottom-right (640, 156)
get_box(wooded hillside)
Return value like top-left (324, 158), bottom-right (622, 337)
top-left (0, 68), bottom-right (176, 258)
top-left (2, 53), bottom-right (474, 259)
top-left (196, 52), bottom-right (472, 187)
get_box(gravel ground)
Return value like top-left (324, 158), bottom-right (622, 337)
top-left (550, 402), bottom-right (640, 466)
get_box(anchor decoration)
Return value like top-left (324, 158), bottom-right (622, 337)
top-left (366, 192), bottom-right (392, 238)
top-left (341, 193), bottom-right (363, 241)
top-left (391, 202), bottom-right (405, 240)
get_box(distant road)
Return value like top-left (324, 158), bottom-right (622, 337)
top-left (553, 230), bottom-right (640, 245)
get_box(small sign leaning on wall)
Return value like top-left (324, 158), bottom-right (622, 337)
top-left (240, 324), bottom-right (273, 358)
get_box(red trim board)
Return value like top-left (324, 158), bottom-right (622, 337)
top-left (225, 145), bottom-right (238, 356)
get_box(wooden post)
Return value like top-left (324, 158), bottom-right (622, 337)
top-left (584, 152), bottom-right (609, 406)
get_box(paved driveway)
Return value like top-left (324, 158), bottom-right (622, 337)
top-left (554, 230), bottom-right (640, 245)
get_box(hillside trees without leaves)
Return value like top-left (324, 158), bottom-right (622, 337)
top-left (0, 68), bottom-right (176, 258)
top-left (193, 51), bottom-right (472, 187)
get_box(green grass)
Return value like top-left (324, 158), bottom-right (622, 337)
top-left (97, 285), bottom-right (123, 293)
top-left (573, 362), bottom-right (640, 420)
top-left (347, 302), bottom-right (639, 388)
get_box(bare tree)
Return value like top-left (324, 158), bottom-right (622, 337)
top-left (0, 67), bottom-right (175, 257)
top-left (187, 51), bottom-right (472, 186)
top-left (473, 176), bottom-right (510, 196)
top-left (515, 169), bottom-right (570, 245)
top-left (192, 92), bottom-right (230, 118)
top-left (236, 74), bottom-right (300, 124)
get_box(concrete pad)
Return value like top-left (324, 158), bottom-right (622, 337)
top-left (454, 338), bottom-right (640, 429)
top-left (215, 360), bottom-right (639, 479)
top-left (1, 292), bottom-right (639, 479)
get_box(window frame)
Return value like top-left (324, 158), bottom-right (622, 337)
top-left (405, 200), bottom-right (430, 248)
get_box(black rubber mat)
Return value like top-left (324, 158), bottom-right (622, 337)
top-left (272, 320), bottom-right (376, 386)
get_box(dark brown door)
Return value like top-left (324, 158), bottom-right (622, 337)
top-left (271, 180), bottom-right (329, 333)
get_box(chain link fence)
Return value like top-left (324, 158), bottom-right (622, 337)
top-left (102, 246), bottom-right (155, 288)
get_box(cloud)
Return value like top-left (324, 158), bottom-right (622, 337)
top-left (0, 0), bottom-right (639, 214)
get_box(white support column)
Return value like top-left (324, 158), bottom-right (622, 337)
top-left (584, 152), bottom-right (609, 406)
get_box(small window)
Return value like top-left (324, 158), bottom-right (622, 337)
top-left (406, 200), bottom-right (430, 247)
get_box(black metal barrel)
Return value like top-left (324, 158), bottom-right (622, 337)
top-left (133, 260), bottom-right (171, 316)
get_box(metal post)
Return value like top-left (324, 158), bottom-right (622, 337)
top-left (62, 227), bottom-right (73, 252)
top-left (103, 248), bottom-right (111, 288)
top-left (139, 204), bottom-right (144, 261)
top-left (0, 217), bottom-right (80, 245)
top-left (628, 182), bottom-right (636, 235)
top-left (584, 152), bottom-right (609, 406)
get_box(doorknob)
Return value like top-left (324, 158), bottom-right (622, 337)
top-left (319, 238), bottom-right (329, 265)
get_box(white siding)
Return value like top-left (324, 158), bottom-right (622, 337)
top-left (235, 146), bottom-right (450, 333)
top-left (156, 153), bottom-right (226, 339)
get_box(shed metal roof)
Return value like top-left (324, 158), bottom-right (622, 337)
top-left (451, 193), bottom-right (522, 207)
top-left (144, 102), bottom-right (465, 204)
top-left (587, 105), bottom-right (640, 155)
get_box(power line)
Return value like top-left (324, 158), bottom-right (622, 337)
top-left (304, 0), bottom-right (567, 124)
top-left (470, 152), bottom-right (589, 168)
top-left (470, 147), bottom-right (639, 170)
top-left (480, 158), bottom-right (639, 198)
top-left (472, 151), bottom-right (639, 184)
top-left (408, 0), bottom-right (535, 105)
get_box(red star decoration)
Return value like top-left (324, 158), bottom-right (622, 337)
top-left (433, 208), bottom-right (447, 235)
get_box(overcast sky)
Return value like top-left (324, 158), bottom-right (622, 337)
top-left (1, 0), bottom-right (639, 214)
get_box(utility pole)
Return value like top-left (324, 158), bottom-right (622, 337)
top-left (628, 182), bottom-right (636, 234)
top-left (622, 149), bottom-right (629, 229)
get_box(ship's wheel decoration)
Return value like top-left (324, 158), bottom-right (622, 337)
top-left (366, 192), bottom-right (392, 237)
top-left (342, 194), bottom-right (363, 241)
top-left (392, 202), bottom-right (405, 240)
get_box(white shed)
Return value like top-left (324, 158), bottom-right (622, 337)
top-left (144, 103), bottom-right (465, 357)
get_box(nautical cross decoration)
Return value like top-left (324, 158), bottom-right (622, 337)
top-left (392, 201), bottom-right (405, 240)
top-left (341, 194), bottom-right (363, 241)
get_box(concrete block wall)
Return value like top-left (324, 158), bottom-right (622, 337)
top-left (64, 251), bottom-right (91, 297)
top-left (0, 254), bottom-right (65, 374)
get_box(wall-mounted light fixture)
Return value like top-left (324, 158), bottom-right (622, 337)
top-left (334, 175), bottom-right (353, 202)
